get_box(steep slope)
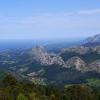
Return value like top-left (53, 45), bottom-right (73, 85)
top-left (31, 45), bottom-right (66, 66)
top-left (88, 59), bottom-right (100, 73)
top-left (85, 34), bottom-right (100, 43)
top-left (66, 56), bottom-right (86, 71)
top-left (60, 46), bottom-right (100, 63)
top-left (60, 46), bottom-right (90, 55)
top-left (83, 34), bottom-right (100, 47)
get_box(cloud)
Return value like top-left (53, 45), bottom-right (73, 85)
top-left (0, 9), bottom-right (100, 39)
top-left (78, 9), bottom-right (100, 15)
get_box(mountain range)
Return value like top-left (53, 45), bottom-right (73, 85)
top-left (0, 34), bottom-right (100, 86)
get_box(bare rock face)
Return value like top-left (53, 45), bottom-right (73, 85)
top-left (32, 46), bottom-right (51, 65)
top-left (89, 59), bottom-right (100, 72)
top-left (30, 45), bottom-right (100, 72)
top-left (31, 45), bottom-right (65, 66)
top-left (66, 56), bottom-right (86, 71)
top-left (49, 53), bottom-right (66, 66)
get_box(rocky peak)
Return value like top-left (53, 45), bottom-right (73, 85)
top-left (32, 45), bottom-right (46, 53)
top-left (66, 56), bottom-right (86, 71)
top-left (31, 45), bottom-right (65, 66)
top-left (85, 34), bottom-right (100, 43)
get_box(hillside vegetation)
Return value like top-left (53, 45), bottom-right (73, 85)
top-left (0, 74), bottom-right (100, 100)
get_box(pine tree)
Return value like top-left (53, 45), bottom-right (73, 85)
top-left (29, 92), bottom-right (40, 100)
top-left (17, 93), bottom-right (29, 100)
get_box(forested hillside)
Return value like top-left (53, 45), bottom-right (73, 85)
top-left (0, 74), bottom-right (100, 100)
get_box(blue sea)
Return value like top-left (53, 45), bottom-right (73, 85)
top-left (0, 40), bottom-right (37, 50)
top-left (0, 38), bottom-right (83, 50)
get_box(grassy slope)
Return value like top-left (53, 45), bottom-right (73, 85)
top-left (86, 78), bottom-right (100, 88)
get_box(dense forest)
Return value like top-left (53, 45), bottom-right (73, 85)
top-left (0, 74), bottom-right (100, 100)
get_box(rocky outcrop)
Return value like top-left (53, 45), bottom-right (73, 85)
top-left (31, 45), bottom-right (100, 72)
top-left (88, 59), bottom-right (100, 72)
top-left (31, 45), bottom-right (65, 66)
top-left (31, 46), bottom-right (100, 72)
top-left (66, 56), bottom-right (86, 71)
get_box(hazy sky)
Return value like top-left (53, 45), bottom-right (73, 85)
top-left (0, 0), bottom-right (100, 40)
